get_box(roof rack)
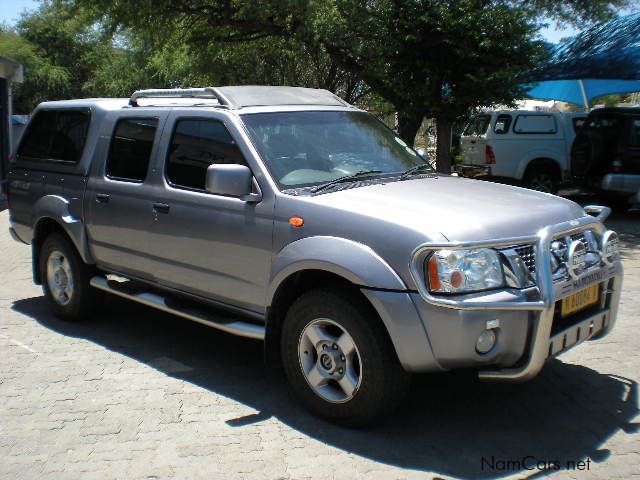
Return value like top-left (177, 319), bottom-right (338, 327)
top-left (128, 87), bottom-right (232, 108)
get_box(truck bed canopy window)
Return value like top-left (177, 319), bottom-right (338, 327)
top-left (513, 114), bottom-right (557, 134)
top-left (17, 109), bottom-right (90, 164)
top-left (494, 114), bottom-right (512, 134)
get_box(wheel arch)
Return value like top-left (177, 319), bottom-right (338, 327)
top-left (517, 155), bottom-right (564, 181)
top-left (264, 268), bottom-right (396, 373)
top-left (32, 196), bottom-right (94, 284)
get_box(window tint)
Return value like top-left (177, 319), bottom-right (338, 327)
top-left (106, 118), bottom-right (158, 182)
top-left (493, 114), bottom-right (512, 134)
top-left (166, 119), bottom-right (246, 190)
top-left (17, 109), bottom-right (90, 163)
top-left (513, 114), bottom-right (557, 134)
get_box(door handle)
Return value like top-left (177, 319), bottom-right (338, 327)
top-left (152, 202), bottom-right (170, 214)
top-left (95, 193), bottom-right (110, 203)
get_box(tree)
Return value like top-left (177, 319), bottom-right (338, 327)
top-left (0, 26), bottom-right (70, 113)
top-left (47, 0), bottom-right (639, 170)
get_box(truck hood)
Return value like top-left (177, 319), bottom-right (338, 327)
top-left (309, 175), bottom-right (586, 242)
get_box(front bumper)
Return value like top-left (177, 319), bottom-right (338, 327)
top-left (455, 164), bottom-right (491, 178)
top-left (407, 207), bottom-right (623, 381)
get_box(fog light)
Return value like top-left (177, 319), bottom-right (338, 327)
top-left (476, 329), bottom-right (497, 354)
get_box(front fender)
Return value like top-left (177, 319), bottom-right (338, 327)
top-left (267, 236), bottom-right (407, 303)
top-left (33, 195), bottom-right (94, 264)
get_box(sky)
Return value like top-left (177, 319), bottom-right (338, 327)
top-left (0, 0), bottom-right (631, 45)
top-left (0, 0), bottom-right (39, 26)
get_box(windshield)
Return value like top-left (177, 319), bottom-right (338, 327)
top-left (241, 110), bottom-right (430, 190)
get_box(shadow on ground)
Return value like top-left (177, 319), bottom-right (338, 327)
top-left (12, 293), bottom-right (638, 479)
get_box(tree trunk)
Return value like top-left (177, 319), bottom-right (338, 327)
top-left (435, 117), bottom-right (453, 173)
top-left (396, 110), bottom-right (423, 147)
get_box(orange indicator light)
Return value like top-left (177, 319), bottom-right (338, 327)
top-left (289, 217), bottom-right (304, 227)
top-left (427, 256), bottom-right (441, 291)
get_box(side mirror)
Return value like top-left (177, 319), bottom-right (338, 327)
top-left (205, 164), bottom-right (261, 202)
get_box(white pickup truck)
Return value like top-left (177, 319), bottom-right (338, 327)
top-left (457, 110), bottom-right (587, 193)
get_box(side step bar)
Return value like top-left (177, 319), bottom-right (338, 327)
top-left (90, 276), bottom-right (265, 340)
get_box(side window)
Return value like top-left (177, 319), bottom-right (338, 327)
top-left (106, 118), bottom-right (158, 182)
top-left (493, 114), bottom-right (512, 134)
top-left (17, 109), bottom-right (90, 163)
top-left (166, 118), bottom-right (247, 190)
top-left (513, 114), bottom-right (557, 134)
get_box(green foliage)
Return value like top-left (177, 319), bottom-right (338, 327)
top-left (0, 26), bottom-right (70, 112)
top-left (523, 0), bottom-right (632, 27)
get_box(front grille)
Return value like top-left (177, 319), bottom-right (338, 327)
top-left (515, 245), bottom-right (536, 274)
top-left (513, 229), bottom-right (600, 283)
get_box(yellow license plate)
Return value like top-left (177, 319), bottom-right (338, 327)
top-left (561, 284), bottom-right (600, 317)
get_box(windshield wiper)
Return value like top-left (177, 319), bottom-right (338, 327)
top-left (399, 163), bottom-right (435, 180)
top-left (310, 169), bottom-right (383, 194)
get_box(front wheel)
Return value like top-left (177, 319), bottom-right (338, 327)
top-left (281, 288), bottom-right (410, 426)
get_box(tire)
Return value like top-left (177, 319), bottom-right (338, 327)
top-left (281, 288), bottom-right (410, 426)
top-left (40, 233), bottom-right (100, 321)
top-left (524, 167), bottom-right (559, 194)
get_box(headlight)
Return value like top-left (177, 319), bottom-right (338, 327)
top-left (427, 248), bottom-right (505, 293)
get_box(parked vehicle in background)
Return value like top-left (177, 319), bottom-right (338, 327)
top-left (457, 110), bottom-right (587, 193)
top-left (7, 87), bottom-right (623, 425)
top-left (571, 107), bottom-right (640, 211)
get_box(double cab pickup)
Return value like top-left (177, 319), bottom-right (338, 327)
top-left (7, 86), bottom-right (623, 425)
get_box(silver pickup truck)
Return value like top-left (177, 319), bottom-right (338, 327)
top-left (7, 86), bottom-right (623, 425)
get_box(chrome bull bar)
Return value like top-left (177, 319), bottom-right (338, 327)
top-left (409, 205), bottom-right (623, 382)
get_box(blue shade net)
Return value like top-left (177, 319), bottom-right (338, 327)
top-left (523, 12), bottom-right (640, 104)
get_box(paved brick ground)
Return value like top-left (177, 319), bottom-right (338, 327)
top-left (0, 208), bottom-right (638, 480)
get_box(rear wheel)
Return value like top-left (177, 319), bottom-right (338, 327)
top-left (281, 288), bottom-right (410, 426)
top-left (524, 167), bottom-right (559, 194)
top-left (40, 233), bottom-right (100, 321)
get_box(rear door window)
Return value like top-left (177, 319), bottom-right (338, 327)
top-left (493, 114), bottom-right (512, 134)
top-left (513, 114), bottom-right (557, 134)
top-left (17, 109), bottom-right (90, 163)
top-left (166, 118), bottom-right (247, 191)
top-left (106, 118), bottom-right (159, 182)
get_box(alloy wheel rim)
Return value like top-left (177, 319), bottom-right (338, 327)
top-left (46, 250), bottom-right (74, 306)
top-left (529, 173), bottom-right (554, 193)
top-left (298, 318), bottom-right (362, 403)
